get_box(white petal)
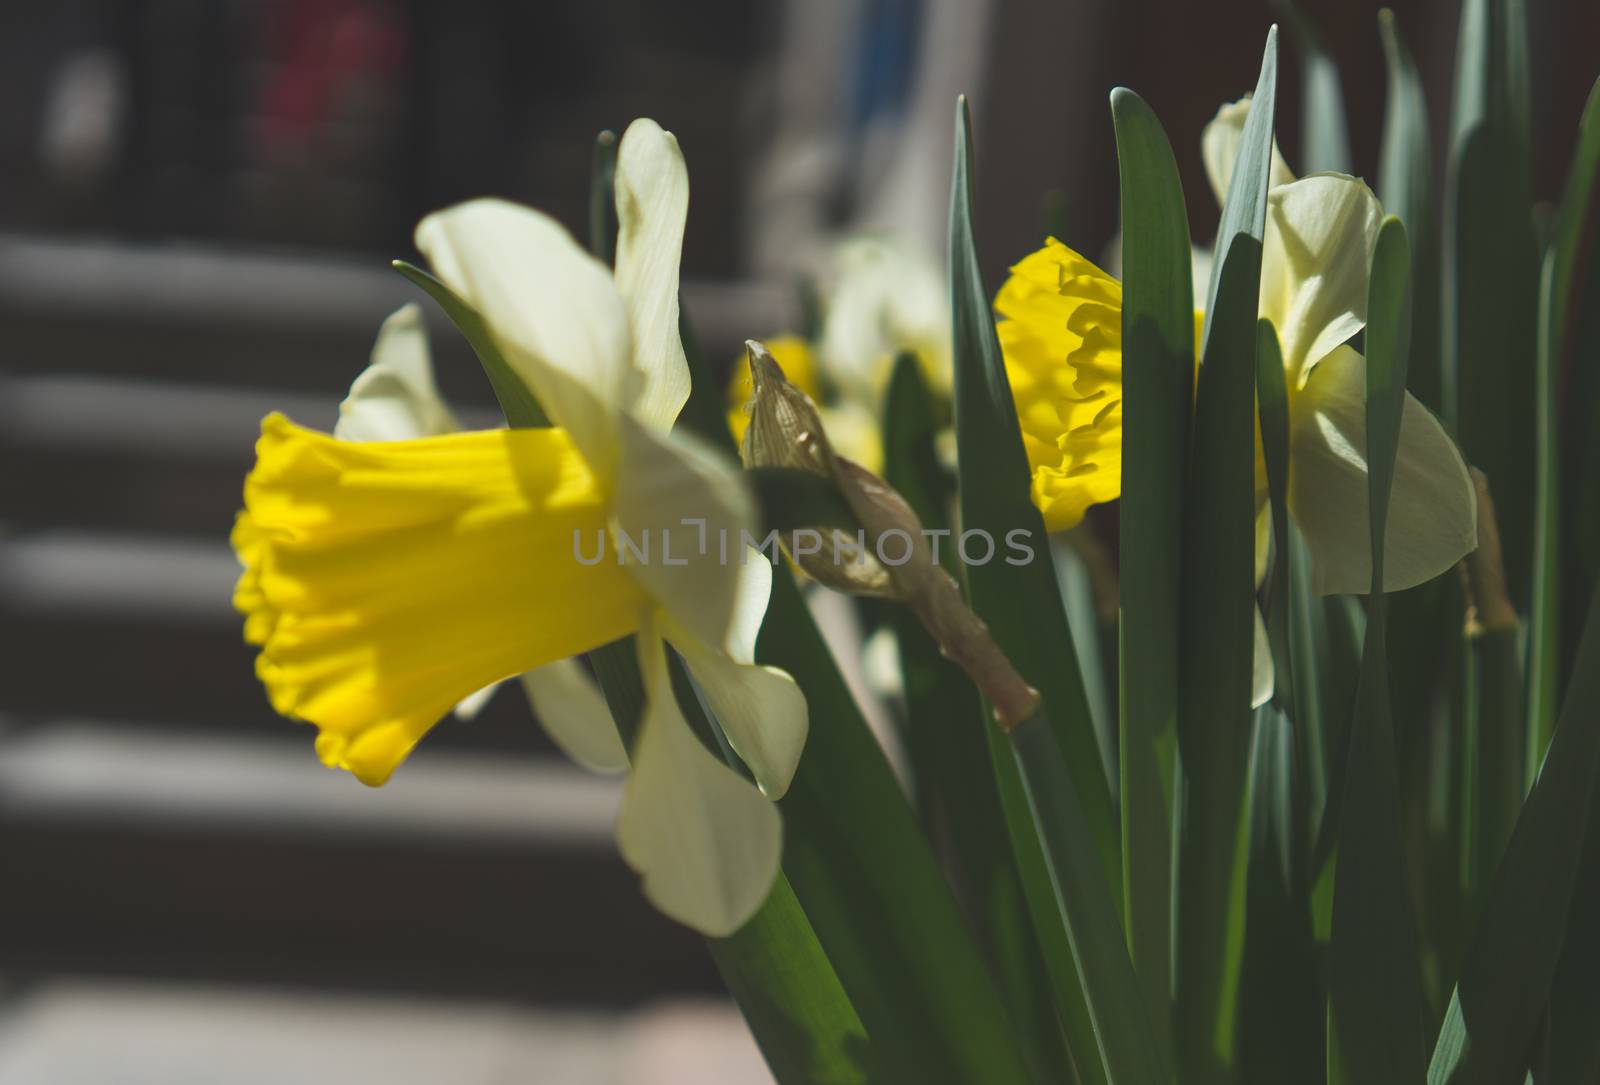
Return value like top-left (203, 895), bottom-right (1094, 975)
top-left (723, 551), bottom-right (773, 664)
top-left (821, 236), bottom-right (951, 397)
top-left (415, 199), bottom-right (631, 475)
top-left (670, 629), bottom-right (808, 799)
top-left (1252, 604), bottom-right (1275, 709)
top-left (521, 660), bottom-right (627, 774)
top-left (1288, 346), bottom-right (1478, 595)
top-left (453, 682), bottom-right (499, 721)
top-left (613, 118), bottom-right (691, 432)
top-left (335, 304), bottom-right (461, 442)
top-left (1261, 174), bottom-right (1384, 382)
top-left (612, 413), bottom-right (756, 655)
top-left (616, 624), bottom-right (781, 936)
top-left (1201, 97), bottom-right (1296, 209)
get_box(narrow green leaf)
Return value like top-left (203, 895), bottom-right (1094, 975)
top-left (391, 259), bottom-right (551, 428)
top-left (1328, 217), bottom-right (1427, 1084)
top-left (708, 881), bottom-right (876, 1085)
top-left (1468, 621), bottom-right (1525, 891)
top-left (1200, 26), bottom-right (1278, 353)
top-left (1238, 321), bottom-right (1324, 1082)
top-left (1173, 29), bottom-right (1277, 1082)
top-left (946, 98), bottom-right (1121, 903)
top-left (1257, 322), bottom-right (1292, 695)
top-left (883, 352), bottom-right (1083, 1084)
top-left (1443, 0), bottom-right (1538, 601)
top-left (1279, 0), bottom-right (1352, 173)
top-left (1109, 87), bottom-right (1190, 1057)
top-left (761, 569), bottom-right (1039, 1085)
top-left (1377, 9), bottom-right (1443, 415)
top-left (951, 94), bottom-right (1165, 1085)
top-left (1238, 704), bottom-right (1324, 1083)
top-left (1534, 77), bottom-right (1600, 777)
top-left (588, 129), bottom-right (619, 263)
top-left (1174, 239), bottom-right (1263, 1085)
top-left (1428, 583), bottom-right (1600, 1084)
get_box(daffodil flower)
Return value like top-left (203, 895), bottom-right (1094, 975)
top-left (232, 119), bottom-right (807, 936)
top-left (998, 98), bottom-right (1477, 699)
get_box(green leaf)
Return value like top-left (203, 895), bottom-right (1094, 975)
top-left (1200, 26), bottom-right (1278, 354)
top-left (945, 95), bottom-right (1121, 914)
top-left (391, 259), bottom-right (551, 428)
top-left (588, 129), bottom-right (619, 263)
top-left (1428, 583), bottom-right (1600, 1084)
top-left (708, 880), bottom-right (876, 1085)
top-left (1174, 239), bottom-right (1263, 1085)
top-left (1377, 9), bottom-right (1443, 415)
top-left (1109, 86), bottom-right (1190, 1058)
top-left (1238, 319), bottom-right (1325, 1080)
top-left (1237, 704), bottom-right (1324, 1083)
top-left (1173, 28), bottom-right (1276, 1082)
top-left (1328, 216), bottom-right (1427, 1085)
top-left (761, 568), bottom-right (1040, 1085)
top-left (1444, 0), bottom-right (1539, 602)
top-left (1257, 323), bottom-right (1292, 701)
top-left (882, 352), bottom-right (1083, 1084)
top-left (1533, 78), bottom-right (1600, 777)
top-left (951, 94), bottom-right (1166, 1085)
top-left (1278, 0), bottom-right (1352, 173)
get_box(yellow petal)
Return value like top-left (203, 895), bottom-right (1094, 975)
top-left (233, 414), bottom-right (646, 785)
top-left (616, 623), bottom-right (782, 935)
top-left (1288, 346), bottom-right (1478, 595)
top-left (335, 304), bottom-right (460, 443)
top-left (520, 660), bottom-right (628, 774)
top-left (614, 118), bottom-right (692, 432)
top-left (994, 238), bottom-right (1125, 531)
top-left (414, 199), bottom-right (631, 477)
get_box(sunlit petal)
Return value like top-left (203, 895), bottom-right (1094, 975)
top-left (614, 118), bottom-right (692, 432)
top-left (521, 659), bottom-right (627, 774)
top-left (415, 199), bottom-right (631, 476)
top-left (1288, 346), bottom-right (1478, 595)
top-left (612, 414), bottom-right (756, 655)
top-left (335, 304), bottom-right (461, 443)
top-left (1261, 175), bottom-right (1384, 382)
top-left (616, 622), bottom-right (782, 936)
top-left (670, 628), bottom-right (807, 800)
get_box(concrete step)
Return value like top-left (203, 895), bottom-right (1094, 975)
top-left (0, 722), bottom-right (714, 1003)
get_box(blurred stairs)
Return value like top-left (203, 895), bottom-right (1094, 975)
top-left (0, 233), bottom-right (796, 1005)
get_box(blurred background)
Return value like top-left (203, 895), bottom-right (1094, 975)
top-left (0, 1), bottom-right (1593, 1082)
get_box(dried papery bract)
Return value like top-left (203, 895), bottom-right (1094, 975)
top-left (741, 340), bottom-right (1040, 730)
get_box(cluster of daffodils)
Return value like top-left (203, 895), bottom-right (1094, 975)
top-left (232, 120), bottom-right (804, 936)
top-left (231, 101), bottom-right (1477, 939)
top-left (998, 99), bottom-right (1477, 685)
